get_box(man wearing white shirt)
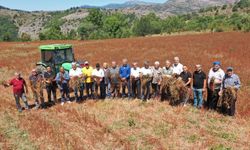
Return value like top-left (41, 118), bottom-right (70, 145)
top-left (207, 61), bottom-right (225, 110)
top-left (140, 61), bottom-right (153, 101)
top-left (172, 57), bottom-right (183, 75)
top-left (69, 62), bottom-right (84, 102)
top-left (92, 63), bottom-right (105, 99)
top-left (131, 62), bottom-right (141, 99)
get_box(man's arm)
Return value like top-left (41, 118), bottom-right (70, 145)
top-left (235, 75), bottom-right (241, 90)
top-left (126, 66), bottom-right (131, 79)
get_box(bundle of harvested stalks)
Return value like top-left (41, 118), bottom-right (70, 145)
top-left (69, 76), bottom-right (84, 90)
top-left (161, 75), bottom-right (187, 105)
top-left (141, 75), bottom-right (152, 89)
top-left (221, 87), bottom-right (237, 109)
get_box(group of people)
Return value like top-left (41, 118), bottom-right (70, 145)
top-left (4, 57), bottom-right (241, 116)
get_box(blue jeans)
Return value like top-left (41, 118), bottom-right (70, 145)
top-left (58, 83), bottom-right (70, 103)
top-left (193, 88), bottom-right (203, 107)
top-left (73, 83), bottom-right (84, 101)
top-left (121, 79), bottom-right (131, 98)
top-left (14, 93), bottom-right (29, 111)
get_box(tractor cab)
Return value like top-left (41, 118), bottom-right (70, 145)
top-left (36, 44), bottom-right (75, 74)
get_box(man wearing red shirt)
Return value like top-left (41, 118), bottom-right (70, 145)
top-left (5, 72), bottom-right (29, 112)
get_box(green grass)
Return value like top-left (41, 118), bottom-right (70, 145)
top-left (0, 112), bottom-right (38, 150)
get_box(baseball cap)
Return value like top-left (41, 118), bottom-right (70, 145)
top-left (213, 61), bottom-right (221, 65)
top-left (227, 67), bottom-right (233, 71)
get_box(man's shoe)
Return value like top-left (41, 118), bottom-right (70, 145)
top-left (67, 101), bottom-right (72, 104)
top-left (61, 102), bottom-right (65, 106)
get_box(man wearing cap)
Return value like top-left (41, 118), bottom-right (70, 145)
top-left (140, 61), bottom-right (153, 101)
top-left (69, 62), bottom-right (84, 102)
top-left (192, 64), bottom-right (207, 109)
top-left (56, 67), bottom-right (71, 105)
top-left (130, 62), bottom-right (141, 99)
top-left (220, 67), bottom-right (241, 116)
top-left (109, 61), bottom-right (120, 98)
top-left (172, 57), bottom-right (183, 75)
top-left (151, 61), bottom-right (163, 99)
top-left (44, 66), bottom-right (57, 104)
top-left (119, 58), bottom-right (131, 98)
top-left (207, 61), bottom-right (225, 110)
top-left (4, 72), bottom-right (29, 112)
top-left (103, 62), bottom-right (111, 99)
top-left (82, 61), bottom-right (94, 99)
top-left (29, 69), bottom-right (45, 109)
top-left (92, 63), bottom-right (105, 99)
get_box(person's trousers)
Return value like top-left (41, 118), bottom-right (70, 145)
top-left (14, 93), bottom-right (29, 111)
top-left (59, 83), bottom-right (70, 103)
top-left (73, 83), bottom-right (84, 101)
top-left (93, 81), bottom-right (105, 99)
top-left (105, 82), bottom-right (111, 98)
top-left (110, 83), bottom-right (120, 98)
top-left (46, 85), bottom-right (57, 102)
top-left (141, 81), bottom-right (151, 100)
top-left (85, 82), bottom-right (94, 98)
top-left (33, 89), bottom-right (45, 107)
top-left (151, 83), bottom-right (160, 98)
top-left (193, 88), bottom-right (203, 107)
top-left (121, 79), bottom-right (131, 98)
top-left (207, 88), bottom-right (220, 110)
top-left (132, 79), bottom-right (141, 99)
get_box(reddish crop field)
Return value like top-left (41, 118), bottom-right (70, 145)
top-left (0, 32), bottom-right (249, 149)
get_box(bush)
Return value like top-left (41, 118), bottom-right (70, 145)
top-left (0, 16), bottom-right (18, 41)
top-left (20, 33), bottom-right (31, 41)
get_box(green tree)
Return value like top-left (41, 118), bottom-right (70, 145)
top-left (77, 21), bottom-right (97, 40)
top-left (0, 16), bottom-right (18, 41)
top-left (86, 9), bottom-right (105, 27)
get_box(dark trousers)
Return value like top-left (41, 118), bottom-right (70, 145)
top-left (142, 81), bottom-right (151, 100)
top-left (121, 79), bottom-right (131, 98)
top-left (207, 88), bottom-right (220, 110)
top-left (14, 93), bottom-right (29, 111)
top-left (73, 83), bottom-right (84, 101)
top-left (46, 85), bottom-right (57, 102)
top-left (59, 83), bottom-right (70, 102)
top-left (110, 83), bottom-right (120, 98)
top-left (93, 81), bottom-right (105, 99)
top-left (151, 83), bottom-right (160, 98)
top-left (132, 79), bottom-right (141, 99)
top-left (86, 82), bottom-right (94, 98)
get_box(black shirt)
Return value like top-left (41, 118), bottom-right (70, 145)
top-left (193, 71), bottom-right (206, 89)
top-left (180, 71), bottom-right (192, 87)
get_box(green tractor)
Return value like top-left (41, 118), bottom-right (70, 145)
top-left (36, 44), bottom-right (75, 74)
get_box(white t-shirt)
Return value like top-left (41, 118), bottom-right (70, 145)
top-left (131, 67), bottom-right (141, 78)
top-left (92, 69), bottom-right (104, 78)
top-left (140, 67), bottom-right (152, 76)
top-left (172, 63), bottom-right (183, 75)
top-left (69, 68), bottom-right (82, 77)
top-left (208, 68), bottom-right (225, 85)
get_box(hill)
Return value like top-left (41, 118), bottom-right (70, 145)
top-left (1, 0), bottom-right (248, 40)
top-left (0, 32), bottom-right (250, 149)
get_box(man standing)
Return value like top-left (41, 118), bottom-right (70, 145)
top-left (220, 67), bottom-right (241, 116)
top-left (119, 58), bottom-right (131, 98)
top-left (192, 64), bottom-right (207, 109)
top-left (140, 61), bottom-right (153, 101)
top-left (130, 62), bottom-right (141, 99)
top-left (56, 67), bottom-right (71, 105)
top-left (82, 61), bottom-right (94, 99)
top-left (69, 62), bottom-right (84, 102)
top-left (4, 72), bottom-right (29, 112)
top-left (44, 66), bottom-right (57, 104)
top-left (103, 62), bottom-right (111, 99)
top-left (162, 60), bottom-right (173, 77)
top-left (92, 63), bottom-right (105, 99)
top-left (109, 61), bottom-right (120, 98)
top-left (172, 57), bottom-right (183, 75)
top-left (29, 69), bottom-right (45, 109)
top-left (180, 66), bottom-right (192, 106)
top-left (207, 61), bottom-right (225, 110)
top-left (151, 61), bottom-right (162, 99)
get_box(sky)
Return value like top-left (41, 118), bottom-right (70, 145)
top-left (0, 0), bottom-right (166, 11)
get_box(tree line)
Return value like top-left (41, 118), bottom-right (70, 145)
top-left (1, 0), bottom-right (250, 41)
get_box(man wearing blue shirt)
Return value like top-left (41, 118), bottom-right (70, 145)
top-left (119, 58), bottom-right (131, 98)
top-left (56, 67), bottom-right (71, 105)
top-left (220, 67), bottom-right (241, 116)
